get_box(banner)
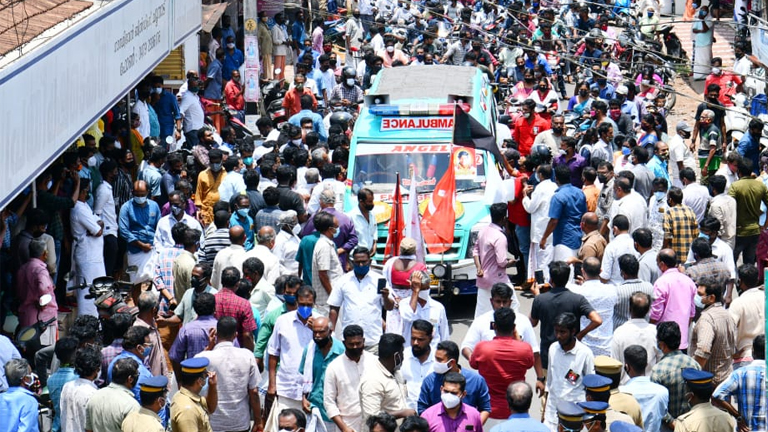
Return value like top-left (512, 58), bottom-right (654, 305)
top-left (752, 24), bottom-right (768, 68)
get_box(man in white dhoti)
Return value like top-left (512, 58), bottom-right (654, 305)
top-left (692, 5), bottom-right (714, 81)
top-left (70, 179), bottom-right (105, 316)
top-left (118, 180), bottom-right (161, 285)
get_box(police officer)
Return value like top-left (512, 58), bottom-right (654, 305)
top-left (557, 401), bottom-right (585, 432)
top-left (593, 356), bottom-right (644, 428)
top-left (171, 358), bottom-right (217, 432)
top-left (121, 375), bottom-right (168, 432)
top-left (609, 421), bottom-right (642, 432)
top-left (583, 375), bottom-right (635, 429)
top-left (674, 369), bottom-right (735, 432)
top-left (578, 401), bottom-right (610, 432)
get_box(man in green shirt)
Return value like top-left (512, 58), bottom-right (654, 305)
top-left (728, 158), bottom-right (768, 264)
top-left (296, 231), bottom-right (321, 285)
top-left (255, 276), bottom-right (302, 370)
top-left (298, 316), bottom-right (345, 430)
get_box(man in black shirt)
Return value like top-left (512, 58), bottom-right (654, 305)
top-left (275, 165), bottom-right (309, 223)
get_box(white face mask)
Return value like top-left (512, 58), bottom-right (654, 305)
top-left (133, 196), bottom-right (147, 205)
top-left (386, 45), bottom-right (395, 53)
top-left (441, 392), bottom-right (462, 409)
top-left (346, 78), bottom-right (356, 86)
top-left (227, 43), bottom-right (235, 49)
top-left (418, 289), bottom-right (431, 301)
top-left (433, 360), bottom-right (452, 374)
top-left (292, 224), bottom-right (301, 236)
top-left (292, 138), bottom-right (302, 146)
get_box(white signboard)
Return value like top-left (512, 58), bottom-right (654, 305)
top-left (0, 0), bottom-right (201, 209)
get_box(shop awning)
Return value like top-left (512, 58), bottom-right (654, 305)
top-left (0, 0), bottom-right (94, 56)
top-left (201, 2), bottom-right (229, 33)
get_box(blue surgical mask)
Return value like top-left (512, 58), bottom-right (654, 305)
top-left (654, 191), bottom-right (666, 201)
top-left (134, 196), bottom-right (147, 205)
top-left (143, 344), bottom-right (152, 358)
top-left (237, 208), bottom-right (249, 218)
top-left (699, 232), bottom-right (710, 240)
top-left (333, 227), bottom-right (341, 238)
top-left (622, 147), bottom-right (631, 155)
top-left (647, 11), bottom-right (654, 17)
top-left (297, 305), bottom-right (313, 320)
top-left (283, 294), bottom-right (297, 305)
top-left (243, 157), bottom-right (254, 166)
top-left (353, 264), bottom-right (370, 277)
top-left (694, 293), bottom-right (705, 309)
top-left (201, 376), bottom-right (209, 395)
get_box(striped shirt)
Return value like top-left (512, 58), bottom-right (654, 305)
top-left (663, 204), bottom-right (699, 261)
top-left (613, 279), bottom-right (654, 330)
top-left (713, 359), bottom-right (767, 432)
top-left (691, 303), bottom-right (737, 387)
top-left (201, 227), bottom-right (231, 264)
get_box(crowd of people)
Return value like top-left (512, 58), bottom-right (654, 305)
top-left (1, 1), bottom-right (768, 432)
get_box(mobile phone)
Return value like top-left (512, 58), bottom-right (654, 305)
top-left (534, 269), bottom-right (545, 285)
top-left (573, 263), bottom-right (582, 278)
top-left (490, 321), bottom-right (496, 330)
top-left (377, 278), bottom-right (386, 294)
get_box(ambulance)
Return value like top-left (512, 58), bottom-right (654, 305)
top-left (346, 65), bottom-right (501, 298)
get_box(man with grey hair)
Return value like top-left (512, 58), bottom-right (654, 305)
top-left (15, 239), bottom-right (58, 348)
top-left (302, 167), bottom-right (320, 196)
top-left (492, 382), bottom-right (548, 431)
top-left (697, 108), bottom-right (724, 180)
top-left (0, 358), bottom-right (39, 430)
top-left (244, 226), bottom-right (280, 284)
top-left (274, 210), bottom-right (301, 275)
top-left (132, 291), bottom-right (168, 378)
top-left (301, 188), bottom-right (358, 270)
top-left (308, 163), bottom-right (346, 213)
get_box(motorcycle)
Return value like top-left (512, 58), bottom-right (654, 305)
top-left (14, 295), bottom-right (56, 355)
top-left (68, 275), bottom-right (138, 320)
top-left (725, 92), bottom-right (753, 146)
top-left (656, 24), bottom-right (686, 64)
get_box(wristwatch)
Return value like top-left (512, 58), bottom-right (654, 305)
top-left (537, 376), bottom-right (546, 383)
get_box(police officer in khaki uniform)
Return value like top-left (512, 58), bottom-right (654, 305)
top-left (674, 369), bottom-right (736, 432)
top-left (171, 358), bottom-right (218, 432)
top-left (583, 374), bottom-right (635, 430)
top-left (122, 375), bottom-right (168, 432)
top-left (594, 356), bottom-right (644, 428)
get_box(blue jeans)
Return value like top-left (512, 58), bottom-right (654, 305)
top-left (516, 225), bottom-right (531, 271)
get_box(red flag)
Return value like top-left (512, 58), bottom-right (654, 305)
top-left (421, 153), bottom-right (456, 254)
top-left (385, 173), bottom-right (405, 259)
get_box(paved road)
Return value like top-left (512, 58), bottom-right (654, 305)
top-left (444, 288), bottom-right (542, 418)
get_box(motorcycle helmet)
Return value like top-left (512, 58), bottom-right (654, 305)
top-left (528, 144), bottom-right (552, 166)
top-left (329, 111), bottom-right (354, 130)
top-left (342, 66), bottom-right (357, 88)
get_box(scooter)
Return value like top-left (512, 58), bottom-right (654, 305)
top-left (725, 92), bottom-right (753, 146)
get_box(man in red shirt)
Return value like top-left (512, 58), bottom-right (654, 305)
top-left (214, 266), bottom-right (257, 352)
top-left (704, 57), bottom-right (742, 107)
top-left (224, 70), bottom-right (245, 120)
top-left (505, 151), bottom-right (531, 283)
top-left (282, 73), bottom-right (317, 119)
top-left (513, 99), bottom-right (550, 156)
top-left (469, 307), bottom-right (534, 420)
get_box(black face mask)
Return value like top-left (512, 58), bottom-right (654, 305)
top-left (552, 126), bottom-right (564, 134)
top-left (124, 160), bottom-right (137, 169)
top-left (314, 336), bottom-right (331, 348)
top-left (347, 347), bottom-right (364, 359)
top-left (597, 173), bottom-right (608, 184)
top-left (524, 77), bottom-right (535, 83)
top-left (364, 203), bottom-right (375, 211)
top-left (579, 90), bottom-right (589, 97)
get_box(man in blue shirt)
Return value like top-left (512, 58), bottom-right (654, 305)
top-left (292, 10), bottom-right (306, 54)
top-left (488, 382), bottom-right (549, 432)
top-left (0, 358), bottom-right (39, 432)
top-left (204, 48), bottom-right (225, 101)
top-left (222, 36), bottom-right (244, 81)
top-left (119, 180), bottom-right (161, 283)
top-left (738, 119), bottom-right (763, 175)
top-left (418, 340), bottom-right (491, 419)
top-left (0, 334), bottom-right (20, 392)
top-left (540, 165), bottom-right (588, 261)
top-left (288, 94), bottom-right (328, 142)
top-left (47, 338), bottom-right (79, 432)
top-left (151, 76), bottom-right (181, 141)
top-left (524, 47), bottom-right (552, 75)
top-left (220, 14), bottom-right (236, 44)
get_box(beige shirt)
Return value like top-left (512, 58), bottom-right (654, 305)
top-left (171, 387), bottom-right (213, 432)
top-left (359, 359), bottom-right (408, 422)
top-left (729, 287), bottom-right (766, 359)
top-left (121, 407), bottom-right (165, 432)
top-left (85, 383), bottom-right (139, 432)
top-left (172, 250), bottom-right (197, 302)
top-left (707, 193), bottom-right (737, 248)
top-left (133, 317), bottom-right (168, 379)
top-left (675, 402), bottom-right (736, 432)
top-left (211, 244), bottom-right (247, 289)
top-left (324, 351), bottom-right (377, 432)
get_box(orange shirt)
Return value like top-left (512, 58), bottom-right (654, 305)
top-left (282, 88), bottom-right (317, 118)
top-left (224, 80), bottom-right (244, 111)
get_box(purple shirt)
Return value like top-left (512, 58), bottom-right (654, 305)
top-left (650, 268), bottom-right (697, 349)
top-left (15, 258), bottom-right (57, 327)
top-left (472, 223), bottom-right (509, 290)
top-left (300, 207), bottom-right (358, 266)
top-left (553, 153), bottom-right (588, 188)
top-left (169, 315), bottom-right (218, 363)
top-left (422, 402), bottom-right (484, 432)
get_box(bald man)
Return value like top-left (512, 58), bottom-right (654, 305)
top-left (211, 225), bottom-right (249, 289)
top-left (299, 315), bottom-right (345, 431)
top-left (568, 212), bottom-right (608, 265)
top-left (244, 226), bottom-right (280, 284)
top-left (119, 180), bottom-right (162, 284)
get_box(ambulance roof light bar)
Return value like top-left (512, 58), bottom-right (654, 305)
top-left (368, 102), bottom-right (471, 116)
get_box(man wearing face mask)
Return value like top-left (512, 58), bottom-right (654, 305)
top-left (419, 340), bottom-right (491, 421)
top-left (350, 188), bottom-right (377, 255)
top-left (132, 292), bottom-right (169, 382)
top-left (70, 178), bottom-right (104, 317)
top-left (119, 180), bottom-right (161, 284)
top-left (691, 5), bottom-right (714, 80)
top-left (150, 76), bottom-right (182, 142)
top-left (168, 264), bottom-right (217, 327)
top-left (154, 191), bottom-right (203, 251)
top-left (254, 276), bottom-right (302, 370)
top-left (330, 67), bottom-right (364, 108)
top-left (171, 357), bottom-right (218, 432)
top-left (421, 372), bottom-right (484, 432)
top-left (359, 333), bottom-right (416, 422)
top-left (638, 7), bottom-right (659, 40)
top-left (86, 357), bottom-right (141, 432)
top-left (297, 316), bottom-right (344, 431)
top-left (13, 209), bottom-right (55, 273)
top-left (329, 247), bottom-right (394, 352)
top-left (647, 142), bottom-right (671, 186)
top-left (690, 277), bottom-right (737, 387)
top-left (196, 149), bottom-right (228, 227)
top-left (283, 74), bottom-right (318, 119)
top-left (534, 114), bottom-right (566, 157)
top-left (514, 99), bottom-right (551, 157)
top-left (705, 58), bottom-right (743, 107)
top-left (266, 286), bottom-right (316, 426)
top-left (377, 37), bottom-right (409, 68)
top-left (222, 36), bottom-right (243, 81)
top-left (121, 375), bottom-right (169, 432)
top-left (273, 211), bottom-right (301, 275)
top-left (107, 328), bottom-right (160, 411)
top-left (324, 325), bottom-right (376, 432)
top-left (224, 69), bottom-right (245, 121)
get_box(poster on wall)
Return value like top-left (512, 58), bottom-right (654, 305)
top-left (245, 35), bottom-right (260, 68)
top-left (257, 0), bottom-right (285, 17)
top-left (453, 147), bottom-right (476, 179)
top-left (244, 68), bottom-right (261, 102)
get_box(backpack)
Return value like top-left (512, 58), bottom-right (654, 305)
top-left (750, 93), bottom-right (768, 116)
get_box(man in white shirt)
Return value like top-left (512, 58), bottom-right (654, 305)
top-left (266, 286), bottom-right (316, 422)
top-left (611, 292), bottom-right (660, 384)
top-left (324, 325), bottom-right (376, 432)
top-left (244, 226), bottom-right (280, 285)
top-left (308, 164), bottom-right (346, 214)
top-left (243, 257), bottom-right (275, 321)
top-left (273, 211), bottom-right (301, 275)
top-left (217, 156), bottom-right (247, 202)
top-left (70, 179), bottom-right (105, 316)
top-left (329, 247), bottom-right (395, 352)
top-left (178, 76), bottom-right (205, 138)
top-left (153, 191), bottom-right (203, 251)
top-left (94, 160), bottom-right (119, 276)
top-left (400, 319), bottom-right (435, 410)
top-left (669, 122), bottom-right (698, 188)
top-left (729, 265), bottom-right (766, 366)
top-left (211, 226), bottom-right (248, 289)
top-left (60, 345), bottom-right (101, 432)
top-left (196, 316), bottom-right (262, 432)
top-left (398, 271), bottom-right (449, 349)
top-left (706, 175), bottom-right (737, 248)
top-left (680, 168), bottom-right (711, 223)
top-left (601, 215), bottom-right (639, 286)
top-left (349, 188), bottom-right (377, 253)
top-left (610, 175), bottom-right (647, 235)
top-left (571, 257), bottom-right (617, 357)
top-left (713, 152), bottom-right (740, 190)
top-left (522, 164), bottom-right (559, 279)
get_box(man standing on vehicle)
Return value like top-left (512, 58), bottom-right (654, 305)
top-left (513, 99), bottom-right (550, 156)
